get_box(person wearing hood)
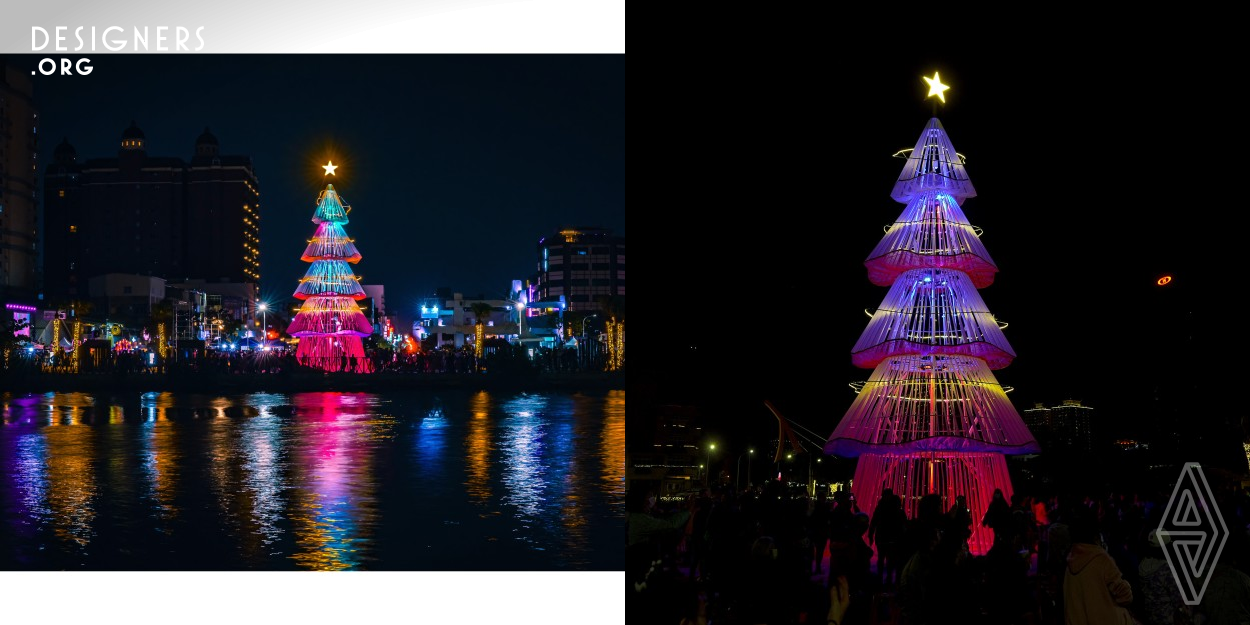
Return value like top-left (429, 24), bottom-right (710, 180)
top-left (1064, 512), bottom-right (1134, 625)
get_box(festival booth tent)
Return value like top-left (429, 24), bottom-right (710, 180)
top-left (36, 318), bottom-right (75, 352)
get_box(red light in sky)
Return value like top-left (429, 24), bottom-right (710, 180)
top-left (1157, 275), bottom-right (1173, 286)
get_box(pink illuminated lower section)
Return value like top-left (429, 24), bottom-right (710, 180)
top-left (295, 336), bottom-right (373, 373)
top-left (852, 451), bottom-right (1012, 556)
top-left (288, 296), bottom-right (374, 336)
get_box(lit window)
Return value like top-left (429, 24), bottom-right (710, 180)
top-left (58, 190), bottom-right (65, 197)
top-left (69, 225), bottom-right (77, 233)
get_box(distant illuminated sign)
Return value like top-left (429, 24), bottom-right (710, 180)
top-left (12, 312), bottom-right (30, 337)
top-left (1157, 275), bottom-right (1173, 286)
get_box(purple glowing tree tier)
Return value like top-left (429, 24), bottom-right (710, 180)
top-left (866, 193), bottom-right (997, 288)
top-left (287, 184), bottom-right (373, 373)
top-left (891, 117), bottom-right (976, 204)
top-left (824, 355), bottom-right (1038, 456)
top-left (826, 115), bottom-right (1038, 556)
top-left (852, 268), bottom-right (1014, 369)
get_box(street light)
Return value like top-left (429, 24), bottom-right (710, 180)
top-left (705, 443), bottom-right (716, 487)
top-left (258, 302), bottom-right (267, 346)
top-left (515, 298), bottom-right (526, 341)
top-left (581, 314), bottom-right (598, 339)
top-left (737, 448), bottom-right (755, 491)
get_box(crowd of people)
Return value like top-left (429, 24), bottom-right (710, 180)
top-left (9, 341), bottom-right (613, 377)
top-left (627, 480), bottom-right (1250, 624)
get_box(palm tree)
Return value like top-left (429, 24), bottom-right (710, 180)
top-left (471, 302), bottom-right (495, 360)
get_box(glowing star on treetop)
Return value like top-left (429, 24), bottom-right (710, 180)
top-left (323, 161), bottom-right (338, 176)
top-left (924, 71), bottom-right (950, 103)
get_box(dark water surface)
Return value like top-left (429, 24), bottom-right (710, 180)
top-left (0, 389), bottom-right (625, 570)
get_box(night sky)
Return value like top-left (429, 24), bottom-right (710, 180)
top-left (17, 54), bottom-right (625, 329)
top-left (637, 44), bottom-right (1220, 469)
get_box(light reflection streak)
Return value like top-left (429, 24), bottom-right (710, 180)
top-left (3, 398), bottom-right (50, 559)
top-left (601, 390), bottom-right (626, 514)
top-left (500, 394), bottom-right (549, 519)
top-left (140, 393), bottom-right (179, 521)
top-left (549, 395), bottom-right (587, 563)
top-left (464, 391), bottom-right (494, 503)
top-left (288, 392), bottom-right (380, 571)
top-left (241, 393), bottom-right (288, 550)
top-left (416, 404), bottom-right (448, 471)
top-left (42, 394), bottom-right (98, 549)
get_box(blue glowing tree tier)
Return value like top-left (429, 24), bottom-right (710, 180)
top-left (287, 184), bottom-right (373, 373)
top-left (294, 261), bottom-right (368, 299)
top-left (826, 116), bottom-right (1037, 556)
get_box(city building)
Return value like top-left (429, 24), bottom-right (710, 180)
top-left (360, 283), bottom-right (386, 329)
top-left (87, 273), bottom-right (165, 322)
top-left (530, 227), bottom-right (624, 313)
top-left (417, 291), bottom-right (520, 349)
top-left (166, 279), bottom-right (258, 336)
top-left (42, 123), bottom-right (259, 302)
top-left (0, 61), bottom-right (38, 302)
top-left (626, 404), bottom-right (703, 499)
top-left (1023, 399), bottom-right (1095, 454)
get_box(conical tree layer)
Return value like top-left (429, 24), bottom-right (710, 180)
top-left (312, 184), bottom-right (350, 224)
top-left (288, 296), bottom-right (373, 336)
top-left (853, 268), bottom-right (1014, 369)
top-left (294, 260), bottom-right (367, 300)
top-left (825, 354), bottom-right (1038, 456)
top-left (866, 192), bottom-right (997, 288)
top-left (302, 222), bottom-right (362, 263)
top-left (891, 117), bottom-right (976, 204)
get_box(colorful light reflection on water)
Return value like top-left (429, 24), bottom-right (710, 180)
top-left (0, 390), bottom-right (623, 570)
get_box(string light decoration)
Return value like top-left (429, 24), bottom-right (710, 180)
top-left (825, 76), bottom-right (1038, 556)
top-left (50, 318), bottom-right (60, 368)
top-left (474, 322), bottom-right (485, 359)
top-left (286, 182), bottom-right (374, 372)
top-left (71, 318), bottom-right (82, 373)
top-left (157, 322), bottom-right (168, 359)
top-left (605, 317), bottom-right (625, 371)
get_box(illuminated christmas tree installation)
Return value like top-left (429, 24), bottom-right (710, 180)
top-left (287, 162), bottom-right (374, 372)
top-left (825, 73), bottom-right (1038, 555)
